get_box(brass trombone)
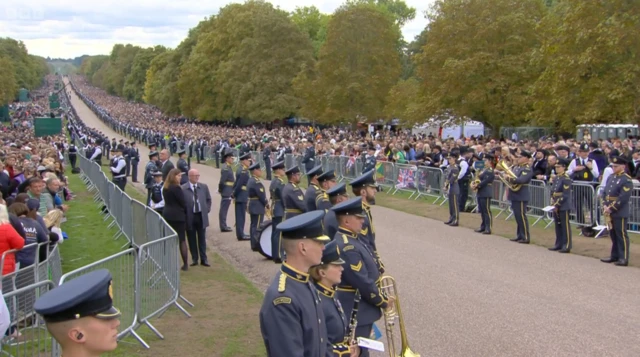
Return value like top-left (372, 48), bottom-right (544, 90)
top-left (470, 169), bottom-right (483, 191)
top-left (495, 160), bottom-right (522, 192)
top-left (379, 276), bottom-right (420, 357)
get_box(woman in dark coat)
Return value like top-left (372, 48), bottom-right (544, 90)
top-left (162, 168), bottom-right (189, 271)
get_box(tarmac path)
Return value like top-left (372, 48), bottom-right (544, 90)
top-left (65, 78), bottom-right (640, 357)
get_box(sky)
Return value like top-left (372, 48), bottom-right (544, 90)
top-left (0, 0), bottom-right (435, 59)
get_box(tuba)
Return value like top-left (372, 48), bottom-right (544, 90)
top-left (379, 276), bottom-right (420, 357)
top-left (495, 160), bottom-right (522, 192)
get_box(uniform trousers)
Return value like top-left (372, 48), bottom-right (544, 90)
top-left (270, 216), bottom-right (283, 260)
top-left (554, 210), bottom-right (571, 250)
top-left (610, 217), bottom-right (630, 261)
top-left (478, 197), bottom-right (492, 232)
top-left (458, 180), bottom-right (470, 211)
top-left (187, 212), bottom-right (208, 264)
top-left (131, 160), bottom-right (139, 182)
top-left (219, 197), bottom-right (231, 230)
top-left (448, 192), bottom-right (459, 224)
top-left (113, 177), bottom-right (126, 192)
top-left (249, 213), bottom-right (263, 251)
top-left (235, 201), bottom-right (248, 239)
top-left (511, 200), bottom-right (530, 241)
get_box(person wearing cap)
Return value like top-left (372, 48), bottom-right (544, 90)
top-left (149, 171), bottom-right (164, 214)
top-left (233, 153), bottom-right (251, 241)
top-left (148, 141), bottom-right (157, 154)
top-left (144, 151), bottom-right (160, 206)
top-left (362, 145), bottom-right (377, 173)
top-left (34, 269), bottom-right (121, 356)
top-left (176, 148), bottom-right (189, 185)
top-left (109, 146), bottom-right (127, 192)
top-left (218, 149), bottom-right (235, 233)
top-left (68, 140), bottom-right (78, 170)
top-left (269, 161), bottom-right (286, 262)
top-left (333, 197), bottom-right (389, 357)
top-left (499, 150), bottom-right (534, 244)
top-left (302, 139), bottom-right (316, 174)
top-left (600, 156), bottom-right (633, 266)
top-left (123, 141), bottom-right (132, 177)
top-left (248, 162), bottom-right (268, 251)
top-left (263, 139), bottom-right (274, 180)
top-left (259, 211), bottom-right (331, 357)
top-left (324, 183), bottom-right (349, 245)
top-left (129, 142), bottom-right (140, 183)
top-left (88, 141), bottom-right (102, 166)
top-left (110, 138), bottom-right (117, 154)
top-left (317, 170), bottom-right (337, 211)
top-left (474, 153), bottom-right (495, 235)
top-left (309, 239), bottom-right (360, 357)
top-left (283, 166), bottom-right (307, 220)
top-left (444, 153), bottom-right (460, 226)
top-left (457, 147), bottom-right (474, 212)
top-left (555, 145), bottom-right (570, 160)
top-left (568, 142), bottom-right (599, 228)
top-left (305, 165), bottom-right (326, 211)
top-left (549, 158), bottom-right (573, 253)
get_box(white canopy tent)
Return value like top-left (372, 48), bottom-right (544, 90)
top-left (412, 117), bottom-right (485, 139)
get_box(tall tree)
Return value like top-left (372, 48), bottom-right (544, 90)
top-left (297, 3), bottom-right (402, 125)
top-left (530, 0), bottom-right (640, 130)
top-left (345, 0), bottom-right (416, 26)
top-left (414, 0), bottom-right (547, 130)
top-left (104, 44), bottom-right (142, 96)
top-left (290, 6), bottom-right (331, 57)
top-left (0, 56), bottom-right (17, 104)
top-left (123, 45), bottom-right (166, 102)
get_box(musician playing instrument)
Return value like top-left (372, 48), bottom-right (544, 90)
top-left (473, 154), bottom-right (495, 235)
top-left (269, 161), bottom-right (286, 263)
top-left (305, 165), bottom-right (325, 211)
top-left (310, 240), bottom-right (360, 357)
top-left (247, 162), bottom-right (268, 252)
top-left (549, 158), bottom-right (573, 253)
top-left (350, 170), bottom-right (384, 272)
top-left (283, 166), bottom-right (307, 220)
top-left (500, 150), bottom-right (534, 244)
top-left (333, 197), bottom-right (391, 357)
top-left (444, 153), bottom-right (460, 226)
top-left (600, 156), bottom-right (633, 266)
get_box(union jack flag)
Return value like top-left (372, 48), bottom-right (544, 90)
top-left (396, 168), bottom-right (416, 189)
top-left (346, 156), bottom-right (356, 170)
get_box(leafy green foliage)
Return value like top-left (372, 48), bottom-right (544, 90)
top-left (0, 37), bottom-right (49, 103)
top-left (291, 6), bottom-right (331, 58)
top-left (123, 45), bottom-right (166, 102)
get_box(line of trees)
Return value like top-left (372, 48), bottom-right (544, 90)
top-left (0, 38), bottom-right (50, 105)
top-left (78, 0), bottom-right (640, 132)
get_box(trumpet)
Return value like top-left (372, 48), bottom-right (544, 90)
top-left (379, 276), bottom-right (420, 357)
top-left (495, 160), bottom-right (522, 192)
top-left (265, 203), bottom-right (272, 220)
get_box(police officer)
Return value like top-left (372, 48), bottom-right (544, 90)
top-left (457, 147), bottom-right (473, 212)
top-left (444, 153), bottom-right (460, 226)
top-left (259, 210), bottom-right (331, 357)
top-left (177, 148), bottom-right (189, 185)
top-left (362, 145), bottom-right (377, 173)
top-left (109, 147), bottom-right (127, 191)
top-left (549, 158), bottom-right (572, 253)
top-left (68, 141), bottom-right (78, 169)
top-left (317, 170), bottom-right (337, 211)
top-left (333, 197), bottom-right (390, 357)
top-left (568, 142), bottom-right (599, 227)
top-left (302, 139), bottom-right (316, 174)
top-left (103, 137), bottom-right (111, 160)
top-left (474, 154), bottom-right (495, 234)
top-left (145, 151), bottom-right (160, 206)
top-left (500, 150), bottom-right (534, 244)
top-left (218, 149), bottom-right (234, 233)
top-left (233, 153), bottom-right (251, 241)
top-left (34, 269), bottom-right (121, 356)
top-left (323, 182), bottom-right (349, 241)
top-left (149, 171), bottom-right (164, 215)
top-left (130, 142), bottom-right (140, 183)
top-left (248, 162), bottom-right (268, 252)
top-left (269, 161), bottom-right (286, 263)
top-left (263, 139), bottom-right (273, 180)
top-left (305, 165), bottom-right (325, 211)
top-left (283, 166), bottom-right (307, 220)
top-left (600, 156), bottom-right (633, 266)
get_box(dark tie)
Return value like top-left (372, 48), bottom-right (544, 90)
top-left (193, 185), bottom-right (200, 213)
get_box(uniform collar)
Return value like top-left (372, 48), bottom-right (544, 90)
top-left (252, 175), bottom-right (261, 181)
top-left (338, 226), bottom-right (358, 238)
top-left (281, 263), bottom-right (309, 283)
top-left (314, 282), bottom-right (335, 298)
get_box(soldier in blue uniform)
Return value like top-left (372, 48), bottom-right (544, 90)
top-left (499, 150), bottom-right (534, 244)
top-left (259, 210), bottom-right (331, 357)
top-left (283, 166), bottom-right (307, 220)
top-left (248, 162), bottom-right (268, 252)
top-left (305, 165), bottom-right (325, 211)
top-left (144, 151), bottom-right (160, 206)
top-left (362, 145), bottom-right (377, 173)
top-left (109, 147), bottom-right (127, 191)
top-left (263, 139), bottom-right (273, 180)
top-left (349, 170), bottom-right (380, 261)
top-left (444, 153), bottom-right (460, 226)
top-left (218, 149), bottom-right (235, 233)
top-left (302, 140), bottom-right (316, 174)
top-left (233, 153), bottom-right (251, 241)
top-left (176, 148), bottom-right (189, 185)
top-left (324, 182), bottom-right (350, 240)
top-left (317, 170), bottom-right (337, 211)
top-left (600, 156), bottom-right (633, 266)
top-left (333, 197), bottom-right (390, 357)
top-left (123, 141), bottom-right (131, 177)
top-left (310, 239), bottom-right (360, 357)
top-left (269, 161), bottom-right (286, 263)
top-left (549, 158), bottom-right (573, 253)
top-left (130, 142), bottom-right (140, 183)
top-left (473, 154), bottom-right (495, 234)
top-left (34, 269), bottom-right (121, 355)
top-left (149, 171), bottom-right (164, 215)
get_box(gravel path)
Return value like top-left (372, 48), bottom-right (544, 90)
top-left (66, 79), bottom-right (640, 357)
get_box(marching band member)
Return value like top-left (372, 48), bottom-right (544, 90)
top-left (310, 239), bottom-right (360, 357)
top-left (149, 171), bottom-right (165, 215)
top-left (218, 149), bottom-right (235, 233)
top-left (324, 182), bottom-right (350, 240)
top-left (600, 156), bottom-right (633, 266)
top-left (247, 162), bottom-right (267, 252)
top-left (232, 153), bottom-right (251, 241)
top-left (474, 154), bottom-right (495, 234)
top-left (305, 165), bottom-right (325, 211)
top-left (549, 158), bottom-right (572, 253)
top-left (269, 161), bottom-right (286, 263)
top-left (349, 170), bottom-right (379, 253)
top-left (444, 153), bottom-right (460, 226)
top-left (283, 166), bottom-right (307, 220)
top-left (501, 150), bottom-right (534, 244)
top-left (259, 211), bottom-right (331, 357)
top-left (333, 197), bottom-right (390, 357)
top-left (317, 170), bottom-right (337, 211)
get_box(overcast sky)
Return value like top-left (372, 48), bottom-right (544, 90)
top-left (0, 0), bottom-right (434, 59)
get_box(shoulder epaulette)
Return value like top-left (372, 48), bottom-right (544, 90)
top-left (278, 273), bottom-right (287, 292)
top-left (625, 174), bottom-right (632, 179)
top-left (342, 234), bottom-right (349, 244)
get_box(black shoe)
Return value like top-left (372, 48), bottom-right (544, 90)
top-left (181, 265), bottom-right (188, 271)
top-left (600, 257), bottom-right (617, 263)
top-left (474, 228), bottom-right (484, 233)
top-left (237, 236), bottom-right (250, 241)
top-left (482, 231), bottom-right (491, 235)
top-left (449, 223), bottom-right (459, 227)
top-left (221, 228), bottom-right (232, 232)
top-left (558, 249), bottom-right (570, 254)
top-left (548, 246), bottom-right (561, 251)
top-left (510, 237), bottom-right (522, 242)
top-left (518, 240), bottom-right (530, 244)
top-left (132, 180), bottom-right (139, 183)
top-left (190, 262), bottom-right (198, 267)
top-left (614, 259), bottom-right (628, 266)
top-left (444, 221), bottom-right (452, 225)
top-left (251, 246), bottom-right (259, 252)
top-left (201, 262), bottom-right (210, 267)
top-left (243, 235), bottom-right (251, 240)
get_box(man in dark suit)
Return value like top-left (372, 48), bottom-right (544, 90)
top-left (159, 149), bottom-right (174, 181)
top-left (182, 169), bottom-right (212, 267)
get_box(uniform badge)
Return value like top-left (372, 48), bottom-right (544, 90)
top-left (298, 195), bottom-right (304, 201)
top-left (108, 282), bottom-right (114, 300)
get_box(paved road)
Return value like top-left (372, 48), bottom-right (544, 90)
top-left (66, 79), bottom-right (640, 356)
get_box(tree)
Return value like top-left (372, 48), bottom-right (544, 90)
top-left (414, 0), bottom-right (547, 130)
top-left (384, 77), bottom-right (421, 121)
top-left (80, 55), bottom-right (109, 83)
top-left (0, 56), bottom-right (17, 104)
top-left (123, 45), bottom-right (166, 102)
top-left (345, 0), bottom-right (416, 26)
top-left (103, 44), bottom-right (142, 96)
top-left (290, 6), bottom-right (331, 57)
top-left (0, 38), bottom-right (49, 100)
top-left (297, 3), bottom-right (402, 125)
top-left (530, 0), bottom-right (640, 131)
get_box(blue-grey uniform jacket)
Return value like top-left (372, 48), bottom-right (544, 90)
top-left (248, 176), bottom-right (267, 215)
top-left (447, 166), bottom-right (460, 195)
top-left (324, 210), bottom-right (338, 240)
top-left (233, 164), bottom-right (250, 203)
top-left (144, 161), bottom-right (156, 189)
top-left (283, 183), bottom-right (307, 219)
top-left (259, 264), bottom-right (330, 357)
top-left (306, 184), bottom-right (331, 212)
top-left (335, 227), bottom-right (388, 327)
top-left (551, 173), bottom-right (572, 211)
top-left (269, 176), bottom-right (285, 218)
top-left (177, 158), bottom-right (189, 184)
top-left (476, 168), bottom-right (495, 198)
top-left (303, 146), bottom-right (316, 171)
top-left (315, 283), bottom-right (352, 357)
top-left (363, 155), bottom-right (376, 173)
top-left (218, 164), bottom-right (235, 197)
top-left (508, 164), bottom-right (534, 201)
top-left (603, 173), bottom-right (633, 218)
